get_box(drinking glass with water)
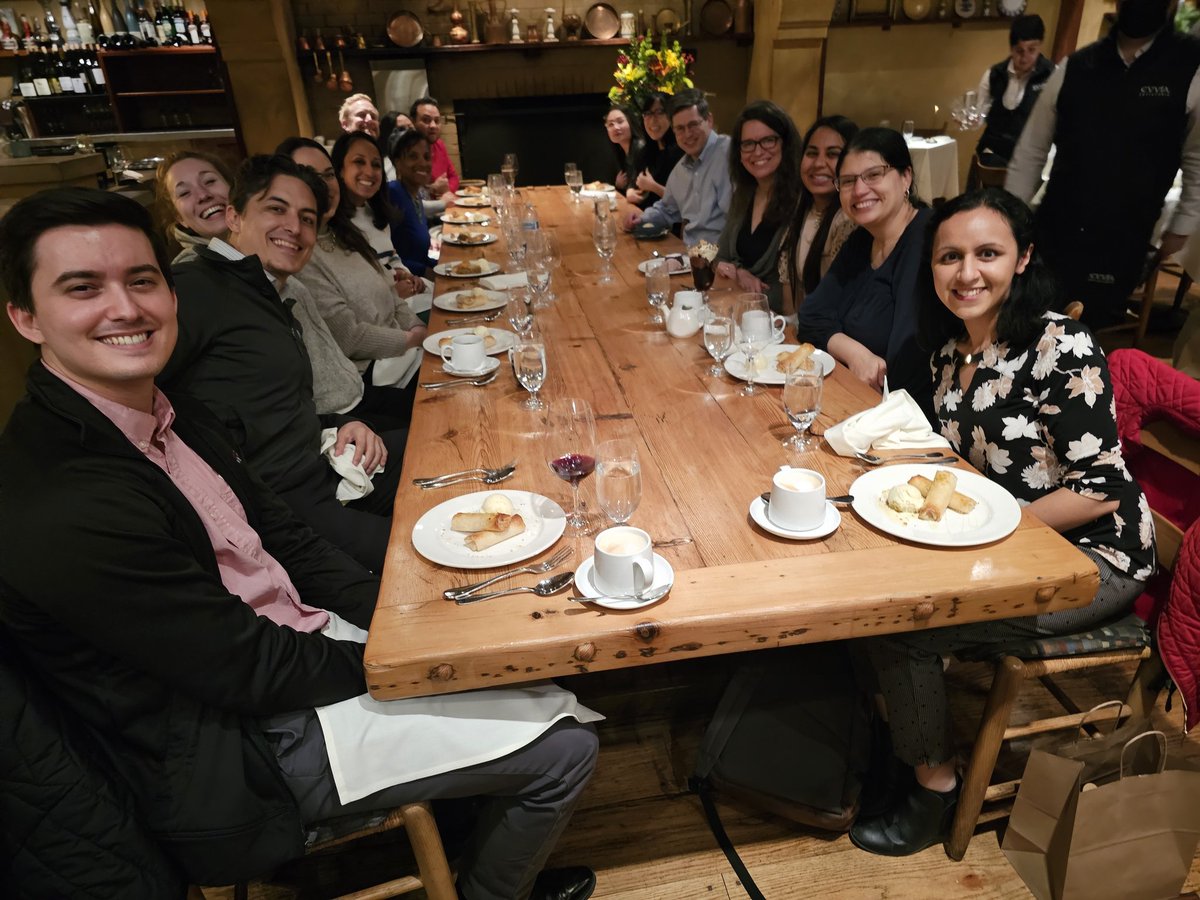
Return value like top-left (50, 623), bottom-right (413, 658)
top-left (596, 438), bottom-right (642, 525)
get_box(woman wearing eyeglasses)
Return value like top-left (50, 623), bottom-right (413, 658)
top-left (626, 91), bottom-right (685, 209)
top-left (713, 101), bottom-right (802, 310)
top-left (797, 127), bottom-right (934, 409)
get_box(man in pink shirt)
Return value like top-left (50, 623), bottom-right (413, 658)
top-left (411, 95), bottom-right (460, 198)
top-left (0, 189), bottom-right (598, 900)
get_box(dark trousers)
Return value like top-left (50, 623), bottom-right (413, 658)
top-left (276, 428), bottom-right (407, 573)
top-left (261, 710), bottom-right (599, 900)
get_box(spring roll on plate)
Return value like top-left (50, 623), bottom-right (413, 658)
top-left (917, 470), bottom-right (957, 522)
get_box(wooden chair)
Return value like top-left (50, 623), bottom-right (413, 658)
top-left (968, 153), bottom-right (1007, 190)
top-left (1063, 300), bottom-right (1084, 321)
top-left (219, 801), bottom-right (457, 900)
top-left (944, 397), bottom-right (1199, 860)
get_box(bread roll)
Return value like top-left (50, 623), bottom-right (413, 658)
top-left (438, 333), bottom-right (497, 350)
top-left (776, 343), bottom-right (816, 374)
top-left (464, 515), bottom-right (525, 550)
top-left (907, 475), bottom-right (977, 515)
top-left (451, 511), bottom-right (512, 533)
top-left (917, 471), bottom-right (957, 522)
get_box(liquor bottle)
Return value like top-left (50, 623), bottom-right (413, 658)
top-left (171, 0), bottom-right (187, 43)
top-left (42, 4), bottom-right (62, 47)
top-left (186, 9), bottom-right (199, 43)
top-left (0, 18), bottom-right (18, 51)
top-left (60, 1), bottom-right (81, 42)
top-left (198, 7), bottom-right (211, 43)
top-left (20, 15), bottom-right (36, 51)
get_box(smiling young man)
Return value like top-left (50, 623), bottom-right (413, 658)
top-left (622, 88), bottom-right (732, 246)
top-left (411, 95), bottom-right (460, 197)
top-left (0, 188), bottom-right (600, 900)
top-left (159, 155), bottom-right (404, 573)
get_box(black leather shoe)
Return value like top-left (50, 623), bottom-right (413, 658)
top-left (530, 866), bottom-right (597, 900)
top-left (849, 781), bottom-right (958, 857)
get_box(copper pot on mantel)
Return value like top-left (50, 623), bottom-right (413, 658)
top-left (449, 3), bottom-right (469, 43)
top-left (561, 12), bottom-right (582, 39)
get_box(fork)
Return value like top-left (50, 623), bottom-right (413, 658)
top-left (413, 461), bottom-right (517, 487)
top-left (446, 310), bottom-right (502, 326)
top-left (444, 546), bottom-right (573, 600)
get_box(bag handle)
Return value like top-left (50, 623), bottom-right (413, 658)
top-left (1119, 730), bottom-right (1167, 778)
top-left (1075, 700), bottom-right (1130, 739)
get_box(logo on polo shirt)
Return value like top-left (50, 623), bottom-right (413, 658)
top-left (1140, 86), bottom-right (1170, 98)
top-left (1087, 272), bottom-right (1116, 285)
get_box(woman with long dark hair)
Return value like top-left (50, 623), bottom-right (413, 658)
top-left (330, 130), bottom-right (399, 265)
top-left (626, 91), bottom-right (684, 209)
top-left (604, 106), bottom-right (645, 193)
top-left (712, 100), bottom-right (803, 310)
top-left (777, 115), bottom-right (859, 323)
top-left (797, 127), bottom-right (932, 404)
top-left (386, 127), bottom-right (438, 277)
top-left (850, 187), bottom-right (1153, 857)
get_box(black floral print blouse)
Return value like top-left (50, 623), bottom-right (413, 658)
top-left (931, 313), bottom-right (1155, 580)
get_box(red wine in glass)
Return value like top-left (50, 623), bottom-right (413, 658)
top-left (549, 452), bottom-right (596, 485)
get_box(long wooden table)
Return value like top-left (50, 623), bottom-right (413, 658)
top-left (365, 187), bottom-right (1098, 701)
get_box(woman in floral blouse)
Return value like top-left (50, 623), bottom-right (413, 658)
top-left (850, 188), bottom-right (1154, 859)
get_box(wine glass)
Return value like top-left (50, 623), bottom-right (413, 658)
top-left (504, 222), bottom-right (527, 269)
top-left (564, 162), bottom-right (579, 198)
top-left (596, 438), bottom-right (642, 525)
top-left (527, 256), bottom-right (553, 309)
top-left (644, 258), bottom-right (670, 325)
top-left (782, 363), bottom-right (823, 452)
top-left (593, 215), bottom-right (617, 285)
top-left (539, 232), bottom-right (562, 301)
top-left (506, 286), bottom-right (533, 336)
top-left (902, 119), bottom-right (915, 141)
top-left (567, 169), bottom-right (584, 203)
top-left (735, 294), bottom-right (772, 397)
top-left (512, 331), bottom-right (546, 410)
top-left (501, 152), bottom-right (518, 186)
top-left (545, 397), bottom-right (597, 535)
top-left (702, 315), bottom-right (734, 377)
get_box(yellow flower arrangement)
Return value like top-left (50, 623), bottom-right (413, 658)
top-left (608, 35), bottom-right (694, 108)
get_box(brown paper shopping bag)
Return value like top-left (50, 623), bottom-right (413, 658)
top-left (1002, 734), bottom-right (1200, 900)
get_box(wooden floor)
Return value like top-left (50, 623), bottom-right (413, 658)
top-left (201, 652), bottom-right (1200, 900)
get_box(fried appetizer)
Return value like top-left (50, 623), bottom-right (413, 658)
top-left (907, 474), bottom-right (978, 515)
top-left (451, 511), bottom-right (513, 533)
top-left (917, 470), bottom-right (957, 522)
top-left (451, 257), bottom-right (486, 275)
top-left (455, 289), bottom-right (492, 309)
top-left (464, 515), bottom-right (525, 551)
top-left (776, 343), bottom-right (816, 374)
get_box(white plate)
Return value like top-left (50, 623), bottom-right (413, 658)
top-left (849, 464), bottom-right (1021, 548)
top-left (412, 490), bottom-right (567, 569)
top-left (573, 553), bottom-right (674, 609)
top-left (434, 259), bottom-right (502, 279)
top-left (423, 327), bottom-right (515, 356)
top-left (433, 288), bottom-right (507, 312)
top-left (454, 196), bottom-right (492, 208)
top-left (749, 496), bottom-right (841, 540)
top-left (442, 356), bottom-right (501, 377)
top-left (442, 231), bottom-right (498, 246)
top-left (440, 210), bottom-right (491, 225)
top-left (581, 184), bottom-right (616, 195)
top-left (724, 346), bottom-right (835, 385)
top-left (637, 255), bottom-right (691, 276)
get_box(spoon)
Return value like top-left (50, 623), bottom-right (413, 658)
top-left (455, 571), bottom-right (575, 605)
top-left (420, 372), bottom-right (498, 389)
top-left (854, 452), bottom-right (959, 466)
top-left (569, 583), bottom-right (672, 604)
top-left (413, 460), bottom-right (518, 486)
top-left (418, 468), bottom-right (516, 488)
top-left (760, 492), bottom-right (853, 506)
top-left (445, 310), bottom-right (502, 325)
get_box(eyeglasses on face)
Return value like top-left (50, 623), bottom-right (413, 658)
top-left (672, 119), bottom-right (706, 136)
top-left (836, 165), bottom-right (893, 191)
top-left (644, 108), bottom-right (667, 119)
top-left (738, 134), bottom-right (781, 154)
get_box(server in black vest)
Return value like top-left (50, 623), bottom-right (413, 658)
top-left (1007, 0), bottom-right (1200, 328)
top-left (974, 15), bottom-right (1053, 167)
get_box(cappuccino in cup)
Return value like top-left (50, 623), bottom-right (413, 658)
top-left (593, 525), bottom-right (654, 595)
top-left (769, 466), bottom-right (826, 531)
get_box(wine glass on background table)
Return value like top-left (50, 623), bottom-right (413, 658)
top-left (567, 169), bottom-right (584, 203)
top-left (593, 215), bottom-right (617, 285)
top-left (565, 162), bottom-right (580, 202)
top-left (502, 152), bottom-right (519, 186)
top-left (644, 257), bottom-right (670, 325)
top-left (512, 331), bottom-right (547, 410)
top-left (596, 438), bottom-right (642, 525)
top-left (735, 293), bottom-right (773, 397)
top-left (545, 397), bottom-right (597, 535)
top-left (487, 172), bottom-right (506, 198)
top-left (782, 363), bottom-right (823, 452)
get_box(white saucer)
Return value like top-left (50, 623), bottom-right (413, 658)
top-left (574, 553), bottom-right (674, 609)
top-left (441, 356), bottom-right (501, 377)
top-left (749, 496), bottom-right (841, 540)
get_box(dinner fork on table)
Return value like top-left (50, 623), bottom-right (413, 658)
top-left (444, 546), bottom-right (574, 600)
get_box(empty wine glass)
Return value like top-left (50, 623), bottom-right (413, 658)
top-left (702, 315), bottom-right (734, 377)
top-left (564, 161), bottom-right (579, 198)
top-left (644, 258), bottom-right (670, 325)
top-left (567, 169), bottom-right (584, 203)
top-left (782, 364), bottom-right (824, 452)
top-left (545, 397), bottom-right (597, 535)
top-left (528, 257), bottom-right (553, 308)
top-left (735, 294), bottom-right (772, 397)
top-left (596, 438), bottom-right (642, 525)
top-left (512, 332), bottom-right (546, 410)
top-left (506, 286), bottom-right (534, 336)
top-left (539, 232), bottom-right (562, 301)
top-left (502, 152), bottom-right (519, 186)
top-left (504, 222), bottom-right (527, 269)
top-left (487, 172), bottom-right (506, 198)
top-left (593, 215), bottom-right (617, 285)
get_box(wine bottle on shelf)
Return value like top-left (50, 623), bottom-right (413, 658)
top-left (137, 5), bottom-right (157, 44)
top-left (47, 50), bottom-right (63, 94)
top-left (42, 5), bottom-right (62, 47)
top-left (151, 2), bottom-right (166, 43)
top-left (32, 52), bottom-right (52, 96)
top-left (20, 15), bottom-right (36, 51)
top-left (171, 0), bottom-right (187, 43)
top-left (87, 47), bottom-right (106, 88)
top-left (108, 0), bottom-right (129, 46)
top-left (0, 17), bottom-right (18, 51)
top-left (18, 58), bottom-right (37, 98)
top-left (75, 1), bottom-right (93, 43)
top-left (60, 1), bottom-right (81, 42)
top-left (186, 9), bottom-right (199, 44)
top-left (87, 1), bottom-right (106, 46)
top-left (198, 8), bottom-right (212, 43)
top-left (122, 0), bottom-right (138, 38)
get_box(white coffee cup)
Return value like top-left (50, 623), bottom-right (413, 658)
top-left (742, 309), bottom-right (786, 345)
top-left (769, 466), bottom-right (826, 531)
top-left (593, 525), bottom-right (655, 595)
top-left (440, 333), bottom-right (486, 372)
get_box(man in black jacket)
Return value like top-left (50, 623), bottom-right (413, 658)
top-left (973, 15), bottom-right (1052, 167)
top-left (0, 189), bottom-right (598, 900)
top-left (159, 154), bottom-right (403, 573)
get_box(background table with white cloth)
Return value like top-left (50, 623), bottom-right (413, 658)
top-left (905, 134), bottom-right (959, 203)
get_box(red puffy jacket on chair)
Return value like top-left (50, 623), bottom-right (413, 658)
top-left (1108, 349), bottom-right (1200, 730)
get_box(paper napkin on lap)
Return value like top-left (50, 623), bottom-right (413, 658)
top-left (824, 389), bottom-right (950, 457)
top-left (479, 272), bottom-right (528, 290)
top-left (319, 427), bottom-right (378, 504)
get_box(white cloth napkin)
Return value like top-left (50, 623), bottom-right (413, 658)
top-left (479, 272), bottom-right (528, 290)
top-left (319, 427), bottom-right (379, 504)
top-left (824, 389), bottom-right (950, 457)
top-left (371, 347), bottom-right (423, 389)
top-left (405, 280), bottom-right (434, 315)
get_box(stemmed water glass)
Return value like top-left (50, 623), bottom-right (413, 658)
top-left (502, 152), bottom-right (519, 186)
top-left (644, 257), bottom-right (670, 325)
top-left (735, 294), bottom-right (772, 397)
top-left (565, 162), bottom-right (581, 201)
top-left (512, 330), bottom-right (547, 410)
top-left (487, 172), bottom-right (506, 201)
top-left (702, 314), bottom-right (735, 377)
top-left (545, 397), bottom-right (597, 535)
top-left (595, 438), bottom-right (642, 525)
top-left (527, 256), bottom-right (553, 308)
top-left (504, 222), bottom-right (527, 269)
top-left (593, 215), bottom-right (617, 285)
top-left (506, 286), bottom-right (534, 336)
top-left (782, 363), bottom-right (824, 452)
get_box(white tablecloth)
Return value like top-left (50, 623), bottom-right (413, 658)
top-left (905, 135), bottom-right (960, 203)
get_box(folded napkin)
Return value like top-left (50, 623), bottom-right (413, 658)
top-left (406, 284), bottom-right (433, 315)
top-left (824, 389), bottom-right (950, 457)
top-left (319, 427), bottom-right (379, 504)
top-left (479, 272), bottom-right (528, 290)
top-left (371, 347), bottom-right (423, 389)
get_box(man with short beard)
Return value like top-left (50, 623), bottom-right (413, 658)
top-left (411, 95), bottom-right (460, 197)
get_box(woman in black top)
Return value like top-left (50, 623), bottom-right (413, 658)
top-left (713, 101), bottom-right (803, 311)
top-left (626, 91), bottom-right (684, 210)
top-left (603, 106), bottom-right (644, 194)
top-left (849, 188), bottom-right (1154, 858)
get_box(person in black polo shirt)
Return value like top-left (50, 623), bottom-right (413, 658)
top-left (1006, 0), bottom-right (1200, 328)
top-left (974, 15), bottom-right (1052, 168)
